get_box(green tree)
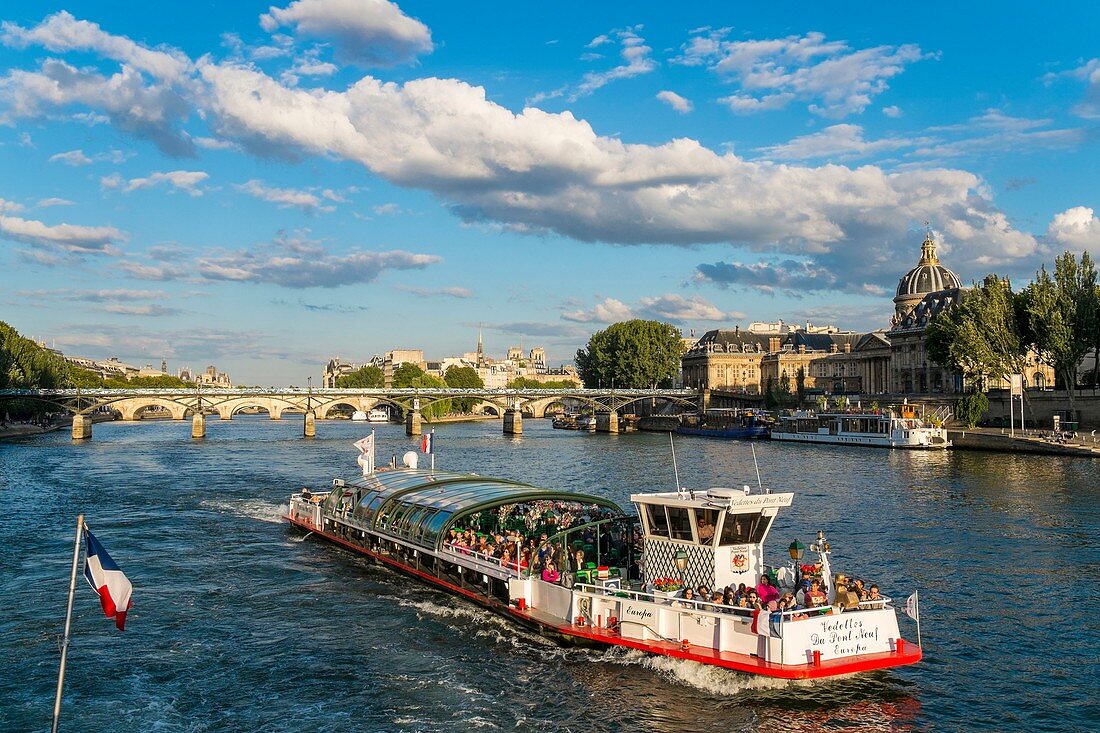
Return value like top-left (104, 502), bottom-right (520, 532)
top-left (574, 320), bottom-right (684, 388)
top-left (955, 391), bottom-right (989, 429)
top-left (925, 274), bottom-right (1026, 390)
top-left (1023, 251), bottom-right (1098, 415)
top-left (0, 320), bottom-right (72, 417)
top-left (392, 363), bottom-right (427, 388)
top-left (412, 373), bottom-right (451, 419)
top-left (763, 375), bottom-right (777, 409)
top-left (795, 366), bottom-right (806, 405)
top-left (444, 365), bottom-right (483, 412)
top-left (336, 365), bottom-right (384, 388)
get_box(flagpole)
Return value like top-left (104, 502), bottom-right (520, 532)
top-left (52, 514), bottom-right (84, 733)
top-left (430, 429), bottom-right (435, 473)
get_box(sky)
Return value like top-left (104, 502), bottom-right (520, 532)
top-left (1, 1), bottom-right (1098, 385)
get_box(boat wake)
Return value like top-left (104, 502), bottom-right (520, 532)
top-left (639, 655), bottom-right (811, 696)
top-left (199, 498), bottom-right (288, 525)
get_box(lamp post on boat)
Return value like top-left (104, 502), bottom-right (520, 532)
top-left (673, 548), bottom-right (688, 590)
top-left (788, 539), bottom-right (805, 587)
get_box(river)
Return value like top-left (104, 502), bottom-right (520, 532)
top-left (1, 417), bottom-right (1096, 732)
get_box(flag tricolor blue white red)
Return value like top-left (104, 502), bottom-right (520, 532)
top-left (83, 528), bottom-right (133, 631)
top-left (421, 431), bottom-right (433, 454)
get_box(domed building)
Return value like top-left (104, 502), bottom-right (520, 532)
top-left (892, 232), bottom-right (963, 326)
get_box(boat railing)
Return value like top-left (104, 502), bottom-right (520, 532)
top-left (441, 541), bottom-right (525, 579)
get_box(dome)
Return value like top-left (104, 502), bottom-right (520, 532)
top-left (892, 233), bottom-right (961, 322)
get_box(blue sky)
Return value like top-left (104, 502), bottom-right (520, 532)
top-left (1, 1), bottom-right (1098, 384)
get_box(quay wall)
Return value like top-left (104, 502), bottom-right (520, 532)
top-left (982, 390), bottom-right (1100, 430)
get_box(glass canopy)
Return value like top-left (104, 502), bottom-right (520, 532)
top-left (326, 469), bottom-right (623, 551)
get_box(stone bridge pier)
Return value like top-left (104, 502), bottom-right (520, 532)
top-left (406, 399), bottom-right (422, 436)
top-left (71, 414), bottom-right (92, 440)
top-left (595, 410), bottom-right (619, 434)
top-left (503, 399), bottom-right (522, 435)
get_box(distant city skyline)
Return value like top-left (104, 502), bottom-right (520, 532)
top-left (1, 2), bottom-right (1097, 384)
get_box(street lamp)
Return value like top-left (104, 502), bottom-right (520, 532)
top-left (788, 540), bottom-right (805, 563)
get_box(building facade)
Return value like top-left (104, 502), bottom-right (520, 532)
top-left (683, 231), bottom-right (1051, 398)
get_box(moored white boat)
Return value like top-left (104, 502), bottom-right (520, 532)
top-left (771, 405), bottom-right (949, 449)
top-left (350, 411), bottom-right (369, 421)
top-left (367, 408), bottom-right (390, 422)
top-left (285, 447), bottom-right (922, 679)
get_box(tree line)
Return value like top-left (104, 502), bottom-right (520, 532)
top-left (925, 251), bottom-right (1100, 422)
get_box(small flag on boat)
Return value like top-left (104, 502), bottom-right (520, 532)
top-left (82, 527), bottom-right (133, 631)
top-left (421, 431), bottom-right (433, 454)
top-left (905, 591), bottom-right (920, 621)
top-left (353, 434), bottom-right (374, 454)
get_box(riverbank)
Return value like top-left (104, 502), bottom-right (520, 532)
top-left (948, 427), bottom-right (1100, 457)
top-left (0, 421), bottom-right (64, 440)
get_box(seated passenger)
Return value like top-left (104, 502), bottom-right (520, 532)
top-left (756, 575), bottom-right (780, 605)
top-left (866, 584), bottom-right (882, 602)
top-left (805, 578), bottom-right (827, 607)
top-left (852, 578), bottom-right (868, 600)
top-left (676, 587), bottom-right (697, 609)
top-left (541, 561), bottom-right (560, 583)
top-left (571, 549), bottom-right (586, 573)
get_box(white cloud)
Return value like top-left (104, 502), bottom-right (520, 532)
top-left (562, 297), bottom-right (634, 323)
top-left (0, 197), bottom-right (25, 213)
top-left (571, 27), bottom-right (656, 100)
top-left (1046, 206), bottom-right (1100, 252)
top-left (236, 179), bottom-right (333, 213)
top-left (656, 90), bottom-right (693, 113)
top-left (48, 148), bottom-right (128, 166)
top-left (372, 202), bottom-right (399, 215)
top-left (121, 170), bottom-right (209, 195)
top-left (882, 105), bottom-right (901, 118)
top-left (260, 0), bottom-right (433, 67)
top-left (678, 29), bottom-right (927, 117)
top-left (586, 34), bottom-right (611, 48)
top-left (0, 59), bottom-right (195, 156)
top-left (37, 197), bottom-right (75, 207)
top-left (563, 294), bottom-right (740, 324)
top-left (0, 214), bottom-right (124, 253)
top-left (194, 233), bottom-right (440, 287)
top-left (397, 285), bottom-right (473, 298)
top-left (1049, 58), bottom-right (1100, 119)
top-left (758, 123), bottom-right (921, 161)
top-left (1, 11), bottom-right (190, 81)
top-left (49, 149), bottom-right (92, 165)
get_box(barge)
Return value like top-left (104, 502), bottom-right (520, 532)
top-left (771, 405), bottom-right (949, 449)
top-left (285, 454), bottom-right (921, 679)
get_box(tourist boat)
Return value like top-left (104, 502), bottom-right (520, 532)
top-left (771, 404), bottom-right (949, 449)
top-left (552, 414), bottom-right (578, 430)
top-left (350, 411), bottom-right (369, 422)
top-left (284, 450), bottom-right (922, 679)
top-left (578, 415), bottom-right (597, 432)
top-left (677, 408), bottom-right (770, 440)
top-left (368, 408), bottom-right (390, 423)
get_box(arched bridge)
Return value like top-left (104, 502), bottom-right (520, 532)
top-left (0, 387), bottom-right (702, 440)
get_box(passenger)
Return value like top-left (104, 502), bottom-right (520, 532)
top-left (711, 591), bottom-right (724, 607)
top-left (853, 578), bottom-right (868, 601)
top-left (745, 590), bottom-right (761, 610)
top-left (722, 588), bottom-right (735, 608)
top-left (756, 575), bottom-right (780, 605)
top-left (805, 578), bottom-right (828, 607)
top-left (677, 587), bottom-right (697, 609)
top-left (541, 561), bottom-right (560, 583)
top-left (571, 549), bottom-right (586, 573)
top-left (867, 584), bottom-right (882, 603)
top-left (697, 516), bottom-right (715, 543)
top-left (697, 584), bottom-right (711, 599)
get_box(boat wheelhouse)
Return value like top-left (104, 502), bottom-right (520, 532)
top-left (286, 460), bottom-right (921, 679)
top-left (771, 406), bottom-right (949, 449)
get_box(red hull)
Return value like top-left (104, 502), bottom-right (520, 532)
top-left (286, 515), bottom-right (922, 679)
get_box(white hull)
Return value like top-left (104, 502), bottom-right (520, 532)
top-left (771, 430), bottom-right (949, 449)
top-left (350, 411), bottom-right (368, 421)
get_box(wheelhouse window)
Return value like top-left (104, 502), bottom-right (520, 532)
top-left (645, 504), bottom-right (670, 539)
top-left (718, 512), bottom-right (772, 545)
top-left (694, 508), bottom-right (718, 545)
top-left (667, 506), bottom-right (694, 541)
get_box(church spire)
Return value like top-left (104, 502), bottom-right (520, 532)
top-left (476, 325), bottom-right (484, 368)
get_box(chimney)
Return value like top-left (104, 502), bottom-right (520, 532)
top-left (768, 337), bottom-right (780, 353)
top-left (844, 342), bottom-right (852, 353)
top-left (830, 343), bottom-right (838, 354)
top-left (798, 344), bottom-right (806, 354)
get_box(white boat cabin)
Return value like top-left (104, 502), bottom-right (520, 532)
top-left (632, 488), bottom-right (793, 593)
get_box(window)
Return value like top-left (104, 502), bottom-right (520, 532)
top-left (667, 507), bottom-right (694, 541)
top-left (694, 508), bottom-right (718, 545)
top-left (718, 513), bottom-right (773, 545)
top-left (645, 504), bottom-right (669, 539)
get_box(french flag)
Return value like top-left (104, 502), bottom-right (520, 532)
top-left (83, 528), bottom-right (133, 631)
top-left (421, 431), bottom-right (433, 454)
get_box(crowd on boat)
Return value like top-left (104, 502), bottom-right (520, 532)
top-left (662, 568), bottom-right (884, 616)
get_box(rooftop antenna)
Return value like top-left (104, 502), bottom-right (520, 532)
top-left (751, 443), bottom-right (766, 494)
top-left (669, 432), bottom-right (686, 498)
